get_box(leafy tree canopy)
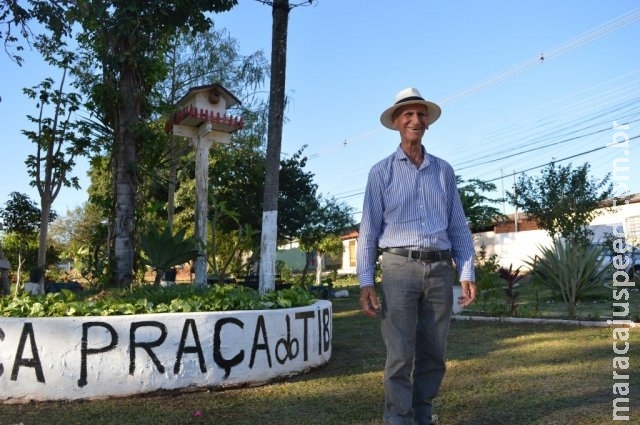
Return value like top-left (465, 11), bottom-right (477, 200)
top-left (0, 0), bottom-right (74, 65)
top-left (0, 192), bottom-right (59, 273)
top-left (0, 192), bottom-right (55, 235)
top-left (457, 177), bottom-right (507, 232)
top-left (198, 145), bottom-right (320, 245)
top-left (49, 203), bottom-right (105, 252)
top-left (508, 161), bottom-right (613, 244)
top-left (298, 196), bottom-right (355, 253)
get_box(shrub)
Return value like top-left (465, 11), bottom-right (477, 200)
top-left (525, 239), bottom-right (608, 318)
top-left (475, 245), bottom-right (501, 291)
top-left (498, 264), bottom-right (524, 316)
top-left (139, 224), bottom-right (201, 286)
top-left (474, 245), bottom-right (502, 311)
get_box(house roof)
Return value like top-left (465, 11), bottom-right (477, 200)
top-left (340, 230), bottom-right (359, 240)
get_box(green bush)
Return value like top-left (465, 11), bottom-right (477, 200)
top-left (525, 239), bottom-right (608, 318)
top-left (475, 245), bottom-right (501, 291)
top-left (139, 224), bottom-right (201, 286)
top-left (473, 245), bottom-right (502, 311)
top-left (275, 260), bottom-right (292, 282)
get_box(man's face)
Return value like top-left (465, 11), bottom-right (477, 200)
top-left (392, 104), bottom-right (429, 143)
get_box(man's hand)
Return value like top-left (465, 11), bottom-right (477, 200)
top-left (359, 286), bottom-right (381, 317)
top-left (457, 280), bottom-right (477, 307)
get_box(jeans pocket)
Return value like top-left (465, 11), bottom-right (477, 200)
top-left (381, 252), bottom-right (409, 272)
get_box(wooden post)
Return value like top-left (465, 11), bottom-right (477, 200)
top-left (193, 136), bottom-right (213, 287)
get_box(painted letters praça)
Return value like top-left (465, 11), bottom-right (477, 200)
top-left (0, 301), bottom-right (333, 402)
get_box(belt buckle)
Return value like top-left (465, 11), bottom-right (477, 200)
top-left (415, 249), bottom-right (429, 261)
top-left (425, 250), bottom-right (436, 261)
top-left (420, 249), bottom-right (442, 262)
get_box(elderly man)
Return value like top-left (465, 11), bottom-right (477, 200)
top-left (357, 87), bottom-right (477, 425)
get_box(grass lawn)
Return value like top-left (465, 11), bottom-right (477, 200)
top-left (0, 282), bottom-right (638, 425)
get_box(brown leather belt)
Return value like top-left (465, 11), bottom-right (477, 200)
top-left (383, 247), bottom-right (452, 262)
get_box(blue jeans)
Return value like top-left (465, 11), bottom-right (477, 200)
top-left (380, 252), bottom-right (454, 425)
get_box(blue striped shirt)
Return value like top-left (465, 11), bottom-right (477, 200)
top-left (356, 145), bottom-right (475, 287)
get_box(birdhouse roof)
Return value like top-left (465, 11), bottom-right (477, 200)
top-left (175, 83), bottom-right (241, 109)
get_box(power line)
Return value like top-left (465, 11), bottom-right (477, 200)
top-left (439, 7), bottom-right (640, 105)
top-left (307, 7), bottom-right (640, 160)
top-left (483, 135), bottom-right (639, 184)
top-left (454, 102), bottom-right (640, 171)
top-left (445, 75), bottom-right (640, 166)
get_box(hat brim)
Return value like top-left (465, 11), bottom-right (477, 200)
top-left (380, 99), bottom-right (441, 130)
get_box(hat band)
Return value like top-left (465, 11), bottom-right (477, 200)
top-left (395, 96), bottom-right (425, 105)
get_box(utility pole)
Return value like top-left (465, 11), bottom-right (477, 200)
top-left (513, 170), bottom-right (518, 232)
top-left (501, 168), bottom-right (505, 215)
top-left (259, 0), bottom-right (290, 294)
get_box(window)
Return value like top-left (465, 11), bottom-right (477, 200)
top-left (626, 215), bottom-right (640, 245)
top-left (349, 240), bottom-right (357, 268)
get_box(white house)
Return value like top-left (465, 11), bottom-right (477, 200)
top-left (337, 230), bottom-right (358, 275)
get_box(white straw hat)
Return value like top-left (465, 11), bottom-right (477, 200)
top-left (380, 87), bottom-right (441, 130)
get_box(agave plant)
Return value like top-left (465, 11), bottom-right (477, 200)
top-left (139, 224), bottom-right (202, 286)
top-left (525, 238), bottom-right (608, 318)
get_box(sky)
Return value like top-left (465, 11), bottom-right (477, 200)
top-left (1, 0), bottom-right (639, 223)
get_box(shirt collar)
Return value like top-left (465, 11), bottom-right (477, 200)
top-left (394, 144), bottom-right (431, 169)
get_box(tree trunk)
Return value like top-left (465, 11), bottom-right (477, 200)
top-left (315, 251), bottom-right (323, 285)
top-left (15, 253), bottom-right (24, 296)
top-left (167, 135), bottom-right (178, 226)
top-left (35, 69), bottom-right (67, 293)
top-left (36, 195), bottom-right (53, 294)
top-left (165, 44), bottom-right (180, 229)
top-left (299, 251), bottom-right (312, 286)
top-left (154, 269), bottom-right (163, 287)
top-left (113, 64), bottom-right (139, 288)
top-left (259, 0), bottom-right (290, 294)
top-left (0, 244), bottom-right (10, 295)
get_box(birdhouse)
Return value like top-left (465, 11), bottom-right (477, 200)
top-left (166, 84), bottom-right (244, 144)
top-left (165, 83), bottom-right (243, 287)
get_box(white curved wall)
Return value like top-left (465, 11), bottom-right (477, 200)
top-left (0, 300), bottom-right (332, 402)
